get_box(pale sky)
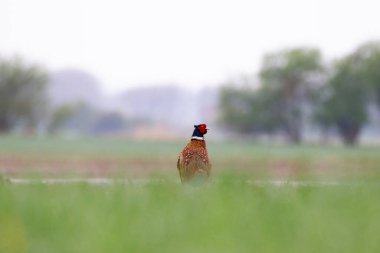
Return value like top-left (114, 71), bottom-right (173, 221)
top-left (1, 0), bottom-right (380, 95)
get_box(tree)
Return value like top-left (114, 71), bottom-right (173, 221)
top-left (353, 42), bottom-right (380, 107)
top-left (0, 57), bottom-right (48, 132)
top-left (259, 48), bottom-right (324, 143)
top-left (314, 56), bottom-right (368, 145)
top-left (48, 103), bottom-right (128, 135)
top-left (219, 84), bottom-right (256, 134)
top-left (91, 112), bottom-right (127, 135)
top-left (48, 104), bottom-right (80, 134)
top-left (219, 83), bottom-right (283, 135)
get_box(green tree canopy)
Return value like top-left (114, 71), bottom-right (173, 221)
top-left (314, 55), bottom-right (369, 145)
top-left (219, 84), bottom-right (283, 135)
top-left (0, 57), bottom-right (48, 132)
top-left (354, 41), bottom-right (380, 107)
top-left (219, 48), bottom-right (324, 143)
top-left (219, 42), bottom-right (380, 145)
top-left (259, 48), bottom-right (324, 143)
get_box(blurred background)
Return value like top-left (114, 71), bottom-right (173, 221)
top-left (3, 3), bottom-right (380, 252)
top-left (1, 0), bottom-right (380, 145)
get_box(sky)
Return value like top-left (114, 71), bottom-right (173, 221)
top-left (1, 0), bottom-right (380, 95)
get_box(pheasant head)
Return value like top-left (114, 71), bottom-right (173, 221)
top-left (191, 124), bottom-right (209, 140)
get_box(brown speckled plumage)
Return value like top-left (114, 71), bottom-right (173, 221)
top-left (177, 132), bottom-right (211, 183)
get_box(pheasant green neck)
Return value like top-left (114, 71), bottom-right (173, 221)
top-left (191, 127), bottom-right (204, 140)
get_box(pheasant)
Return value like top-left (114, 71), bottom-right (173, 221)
top-left (177, 124), bottom-right (211, 183)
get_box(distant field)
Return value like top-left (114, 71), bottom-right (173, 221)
top-left (1, 136), bottom-right (380, 252)
top-left (1, 135), bottom-right (380, 181)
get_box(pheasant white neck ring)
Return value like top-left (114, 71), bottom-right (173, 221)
top-left (191, 136), bottom-right (204, 141)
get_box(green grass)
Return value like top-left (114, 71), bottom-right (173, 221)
top-left (1, 181), bottom-right (380, 253)
top-left (1, 136), bottom-right (380, 252)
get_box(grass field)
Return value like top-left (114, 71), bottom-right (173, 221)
top-left (1, 135), bottom-right (380, 180)
top-left (1, 136), bottom-right (380, 252)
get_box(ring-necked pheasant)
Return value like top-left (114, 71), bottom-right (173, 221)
top-left (177, 124), bottom-right (211, 183)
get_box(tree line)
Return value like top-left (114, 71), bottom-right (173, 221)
top-left (219, 41), bottom-right (380, 145)
top-left (1, 41), bottom-right (380, 143)
top-left (0, 57), bottom-right (130, 135)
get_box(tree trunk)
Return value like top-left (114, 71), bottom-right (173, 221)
top-left (0, 117), bottom-right (11, 133)
top-left (283, 93), bottom-right (303, 144)
top-left (287, 127), bottom-right (302, 144)
top-left (337, 122), bottom-right (360, 146)
top-left (284, 113), bottom-right (303, 144)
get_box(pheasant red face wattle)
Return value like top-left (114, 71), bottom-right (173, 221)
top-left (196, 124), bottom-right (208, 135)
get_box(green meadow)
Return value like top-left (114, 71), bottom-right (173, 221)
top-left (1, 136), bottom-right (380, 253)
